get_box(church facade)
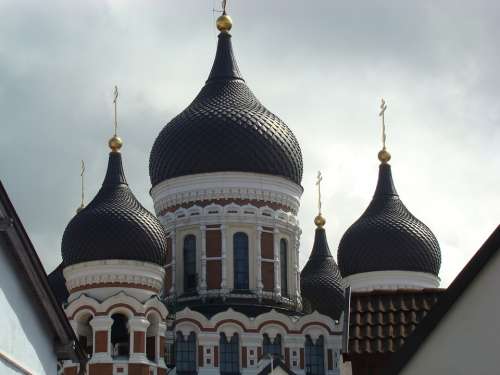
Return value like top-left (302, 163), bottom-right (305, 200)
top-left (44, 9), bottom-right (450, 375)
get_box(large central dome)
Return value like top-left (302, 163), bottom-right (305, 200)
top-left (149, 29), bottom-right (303, 187)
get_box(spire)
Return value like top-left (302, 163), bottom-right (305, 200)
top-left (207, 6), bottom-right (244, 84)
top-left (378, 98), bottom-right (391, 163)
top-left (373, 163), bottom-right (398, 198)
top-left (102, 152), bottom-right (127, 187)
top-left (309, 226), bottom-right (333, 259)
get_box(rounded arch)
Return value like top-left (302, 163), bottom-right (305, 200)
top-left (106, 305), bottom-right (136, 319)
top-left (110, 312), bottom-right (130, 358)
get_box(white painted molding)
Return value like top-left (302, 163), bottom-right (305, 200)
top-left (63, 259), bottom-right (165, 296)
top-left (344, 270), bottom-right (441, 292)
top-left (151, 172), bottom-right (303, 215)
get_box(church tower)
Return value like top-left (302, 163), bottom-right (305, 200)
top-left (56, 119), bottom-right (169, 375)
top-left (148, 10), bottom-right (345, 375)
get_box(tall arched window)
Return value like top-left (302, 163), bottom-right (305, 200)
top-left (184, 235), bottom-right (197, 292)
top-left (176, 331), bottom-right (197, 375)
top-left (263, 334), bottom-right (282, 359)
top-left (111, 313), bottom-right (130, 358)
top-left (280, 239), bottom-right (288, 296)
top-left (305, 335), bottom-right (325, 375)
top-left (233, 232), bottom-right (249, 290)
top-left (220, 333), bottom-right (240, 375)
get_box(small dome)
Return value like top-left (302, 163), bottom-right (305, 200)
top-left (337, 163), bottom-right (441, 277)
top-left (301, 226), bottom-right (345, 319)
top-left (62, 152), bottom-right (167, 267)
top-left (149, 30), bottom-right (303, 187)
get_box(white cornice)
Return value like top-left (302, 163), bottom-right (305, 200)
top-left (344, 270), bottom-right (441, 292)
top-left (150, 172), bottom-right (303, 215)
top-left (63, 259), bottom-right (165, 294)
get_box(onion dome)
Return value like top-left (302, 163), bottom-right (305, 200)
top-left (301, 215), bottom-right (345, 319)
top-left (62, 143), bottom-right (167, 267)
top-left (337, 162), bottom-right (441, 277)
top-left (48, 263), bottom-right (69, 305)
top-left (149, 18), bottom-right (303, 187)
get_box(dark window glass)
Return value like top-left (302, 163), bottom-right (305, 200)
top-left (220, 333), bottom-right (240, 375)
top-left (184, 235), bottom-right (197, 291)
top-left (233, 232), bottom-right (249, 290)
top-left (305, 335), bottom-right (325, 375)
top-left (176, 332), bottom-right (197, 374)
top-left (280, 239), bottom-right (288, 296)
top-left (263, 334), bottom-right (282, 359)
top-left (111, 313), bottom-right (130, 358)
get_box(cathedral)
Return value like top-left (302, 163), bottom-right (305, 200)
top-left (43, 9), bottom-right (448, 375)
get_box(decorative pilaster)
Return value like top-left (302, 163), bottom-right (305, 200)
top-left (155, 322), bottom-right (167, 368)
top-left (295, 230), bottom-right (301, 299)
top-left (171, 230), bottom-right (176, 294)
top-left (220, 224), bottom-right (227, 292)
top-left (89, 316), bottom-right (113, 363)
top-left (256, 226), bottom-right (263, 300)
top-left (273, 228), bottom-right (281, 297)
top-left (128, 316), bottom-right (150, 364)
top-left (200, 225), bottom-right (207, 292)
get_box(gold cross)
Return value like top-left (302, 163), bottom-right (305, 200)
top-left (79, 160), bottom-right (85, 211)
top-left (113, 86), bottom-right (119, 136)
top-left (379, 98), bottom-right (388, 150)
top-left (316, 171), bottom-right (323, 215)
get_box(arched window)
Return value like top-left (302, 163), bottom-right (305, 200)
top-left (305, 335), bottom-right (325, 375)
top-left (76, 313), bottom-right (93, 356)
top-left (111, 313), bottom-right (130, 358)
top-left (280, 239), bottom-right (288, 296)
top-left (176, 331), bottom-right (197, 374)
top-left (184, 235), bottom-right (197, 292)
top-left (220, 333), bottom-right (240, 375)
top-left (233, 232), bottom-right (249, 290)
top-left (263, 334), bottom-right (282, 359)
top-left (146, 313), bottom-right (160, 362)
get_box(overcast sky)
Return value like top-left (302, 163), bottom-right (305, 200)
top-left (0, 0), bottom-right (498, 287)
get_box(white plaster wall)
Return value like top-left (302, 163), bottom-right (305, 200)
top-left (400, 247), bottom-right (500, 375)
top-left (0, 236), bottom-right (58, 375)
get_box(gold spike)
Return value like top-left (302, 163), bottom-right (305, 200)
top-left (216, 0), bottom-right (232, 32)
top-left (378, 98), bottom-right (391, 163)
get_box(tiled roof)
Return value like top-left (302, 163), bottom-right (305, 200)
top-left (348, 289), bottom-right (445, 355)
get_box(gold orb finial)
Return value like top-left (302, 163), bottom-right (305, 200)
top-left (314, 214), bottom-right (326, 228)
top-left (108, 135), bottom-right (123, 152)
top-left (378, 148), bottom-right (391, 163)
top-left (217, 14), bottom-right (232, 32)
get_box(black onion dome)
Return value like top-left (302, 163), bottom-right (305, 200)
top-left (48, 263), bottom-right (69, 305)
top-left (301, 226), bottom-right (345, 319)
top-left (149, 31), bottom-right (303, 187)
top-left (62, 152), bottom-right (167, 267)
top-left (337, 163), bottom-right (441, 277)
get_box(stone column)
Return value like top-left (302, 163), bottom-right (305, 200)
top-left (89, 316), bottom-right (113, 363)
top-left (200, 225), bottom-right (207, 292)
top-left (220, 224), bottom-right (227, 293)
top-left (128, 316), bottom-right (150, 364)
top-left (171, 230), bottom-right (176, 294)
top-left (156, 322), bottom-right (167, 368)
top-left (256, 226), bottom-right (263, 300)
top-left (273, 228), bottom-right (281, 297)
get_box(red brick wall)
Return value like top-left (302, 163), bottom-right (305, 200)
top-left (262, 262), bottom-right (274, 291)
top-left (328, 349), bottom-right (333, 370)
top-left (198, 345), bottom-right (204, 367)
top-left (64, 367), bottom-right (77, 375)
top-left (207, 230), bottom-right (221, 257)
top-left (285, 347), bottom-right (290, 368)
top-left (261, 232), bottom-right (274, 259)
top-left (128, 364), bottom-right (149, 375)
top-left (134, 331), bottom-right (145, 353)
top-left (214, 345), bottom-right (219, 367)
top-left (89, 364), bottom-right (113, 375)
top-left (242, 346), bottom-right (247, 368)
top-left (94, 331), bottom-right (108, 353)
top-left (207, 260), bottom-right (222, 289)
top-left (300, 348), bottom-right (305, 369)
